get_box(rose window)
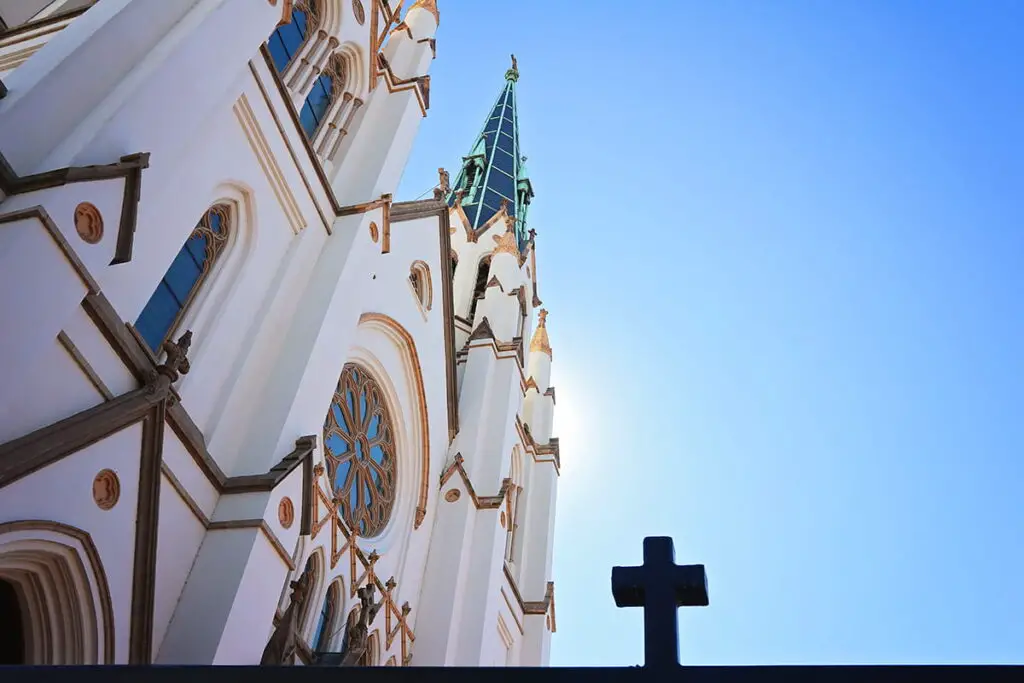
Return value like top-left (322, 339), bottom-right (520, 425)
top-left (323, 364), bottom-right (397, 537)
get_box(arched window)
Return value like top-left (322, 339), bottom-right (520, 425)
top-left (312, 581), bottom-right (340, 654)
top-left (0, 579), bottom-right (25, 664)
top-left (467, 256), bottom-right (491, 322)
top-left (409, 261), bottom-right (432, 311)
top-left (322, 364), bottom-right (397, 537)
top-left (300, 56), bottom-right (346, 140)
top-left (267, 1), bottom-right (316, 73)
top-left (135, 205), bottom-right (230, 353)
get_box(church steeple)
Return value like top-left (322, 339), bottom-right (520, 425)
top-left (449, 55), bottom-right (535, 251)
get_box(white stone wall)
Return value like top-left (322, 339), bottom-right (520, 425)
top-left (0, 0), bottom-right (557, 668)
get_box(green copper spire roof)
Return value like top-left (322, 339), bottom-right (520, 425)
top-left (449, 55), bottom-right (534, 251)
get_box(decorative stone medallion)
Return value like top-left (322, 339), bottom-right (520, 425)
top-left (92, 469), bottom-right (120, 510)
top-left (74, 202), bottom-right (103, 244)
top-left (444, 488), bottom-right (460, 503)
top-left (278, 496), bottom-right (295, 529)
top-left (369, 221), bottom-right (379, 243)
top-left (352, 0), bottom-right (366, 25)
top-left (500, 510), bottom-right (507, 528)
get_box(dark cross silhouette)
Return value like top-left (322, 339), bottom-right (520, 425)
top-left (611, 536), bottom-right (709, 669)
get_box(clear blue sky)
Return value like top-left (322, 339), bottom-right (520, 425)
top-left (397, 0), bottom-right (1024, 667)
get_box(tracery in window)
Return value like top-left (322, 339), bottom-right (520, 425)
top-left (322, 364), bottom-right (397, 537)
top-left (268, 1), bottom-right (316, 73)
top-left (135, 205), bottom-right (230, 353)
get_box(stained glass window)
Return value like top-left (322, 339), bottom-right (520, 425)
top-left (312, 582), bottom-right (339, 653)
top-left (323, 364), bottom-right (397, 537)
top-left (135, 206), bottom-right (230, 353)
top-left (299, 72), bottom-right (334, 138)
top-left (267, 5), bottom-right (311, 73)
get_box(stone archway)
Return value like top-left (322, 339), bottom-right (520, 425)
top-left (0, 521), bottom-right (115, 664)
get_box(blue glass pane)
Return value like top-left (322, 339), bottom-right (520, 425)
top-left (366, 415), bottom-right (380, 439)
top-left (163, 248), bottom-right (203, 303)
top-left (299, 101), bottom-right (319, 138)
top-left (349, 477), bottom-right (359, 507)
top-left (268, 9), bottom-right (308, 73)
top-left (268, 33), bottom-right (291, 73)
top-left (345, 391), bottom-right (356, 424)
top-left (209, 212), bottom-right (224, 233)
top-left (370, 445), bottom-right (385, 466)
top-left (184, 231), bottom-right (209, 266)
top-left (300, 75), bottom-right (333, 137)
top-left (135, 282), bottom-right (182, 351)
top-left (335, 460), bottom-right (351, 491)
top-left (363, 481), bottom-right (373, 505)
top-left (359, 394), bottom-right (368, 423)
top-left (331, 404), bottom-right (347, 434)
top-left (325, 432), bottom-right (347, 456)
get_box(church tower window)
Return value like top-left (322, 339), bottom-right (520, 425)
top-left (468, 256), bottom-right (491, 322)
top-left (267, 2), bottom-right (314, 74)
top-left (135, 205), bottom-right (230, 353)
top-left (323, 364), bottom-right (397, 537)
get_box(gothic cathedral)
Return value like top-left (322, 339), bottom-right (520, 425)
top-left (0, 0), bottom-right (560, 667)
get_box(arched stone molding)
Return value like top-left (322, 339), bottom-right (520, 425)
top-left (352, 313), bottom-right (430, 539)
top-left (169, 182), bottom-right (258, 374)
top-left (314, 42), bottom-right (369, 168)
top-left (296, 545), bottom-right (327, 643)
top-left (408, 260), bottom-right (433, 312)
top-left (0, 520), bottom-right (115, 664)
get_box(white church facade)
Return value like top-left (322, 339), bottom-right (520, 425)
top-left (0, 0), bottom-right (560, 667)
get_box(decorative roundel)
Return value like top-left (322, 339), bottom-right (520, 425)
top-left (92, 469), bottom-right (120, 510)
top-left (444, 488), bottom-right (461, 503)
top-left (74, 202), bottom-right (104, 244)
top-left (323, 364), bottom-right (397, 537)
top-left (369, 221), bottom-right (380, 243)
top-left (278, 497), bottom-right (295, 529)
top-left (352, 0), bottom-right (366, 25)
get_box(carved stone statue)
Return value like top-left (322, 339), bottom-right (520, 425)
top-left (340, 584), bottom-right (383, 666)
top-left (260, 569), bottom-right (312, 665)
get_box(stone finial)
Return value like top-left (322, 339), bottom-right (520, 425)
top-left (530, 309), bottom-right (552, 357)
top-left (492, 219), bottom-right (519, 259)
top-left (410, 0), bottom-right (440, 23)
top-left (148, 330), bottom-right (193, 392)
top-left (434, 167), bottom-right (450, 200)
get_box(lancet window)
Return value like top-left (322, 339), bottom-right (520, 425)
top-left (268, 1), bottom-right (317, 73)
top-left (312, 581), bottom-right (340, 654)
top-left (135, 205), bottom-right (230, 353)
top-left (322, 364), bottom-right (397, 537)
top-left (467, 256), bottom-right (491, 322)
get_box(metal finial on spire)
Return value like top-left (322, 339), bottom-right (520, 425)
top-left (506, 54), bottom-right (520, 82)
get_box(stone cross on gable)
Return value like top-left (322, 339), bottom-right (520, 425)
top-left (612, 536), bottom-right (709, 669)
